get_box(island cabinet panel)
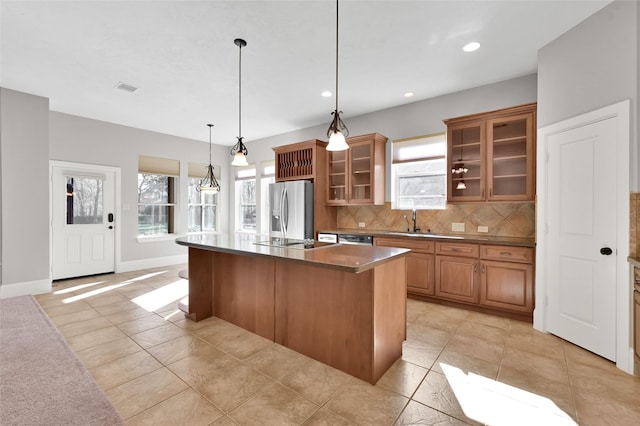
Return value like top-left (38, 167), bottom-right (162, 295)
top-left (435, 255), bottom-right (479, 304)
top-left (186, 247), bottom-right (214, 322)
top-left (375, 237), bottom-right (435, 296)
top-left (212, 252), bottom-right (275, 340)
top-left (274, 257), bottom-right (406, 384)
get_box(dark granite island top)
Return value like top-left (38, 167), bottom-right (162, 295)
top-left (175, 233), bottom-right (409, 384)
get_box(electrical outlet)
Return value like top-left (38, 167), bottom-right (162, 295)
top-left (478, 225), bottom-right (489, 233)
top-left (358, 222), bottom-right (366, 228)
top-left (451, 222), bottom-right (465, 232)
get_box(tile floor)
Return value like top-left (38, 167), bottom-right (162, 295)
top-left (35, 264), bottom-right (640, 426)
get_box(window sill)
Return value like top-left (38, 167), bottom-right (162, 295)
top-left (137, 234), bottom-right (184, 243)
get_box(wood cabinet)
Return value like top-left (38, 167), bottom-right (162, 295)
top-left (634, 266), bottom-right (640, 375)
top-left (435, 242), bottom-right (480, 304)
top-left (445, 103), bottom-right (536, 202)
top-left (479, 244), bottom-right (534, 314)
top-left (375, 237), bottom-right (435, 295)
top-left (273, 139), bottom-right (336, 235)
top-left (327, 133), bottom-right (387, 205)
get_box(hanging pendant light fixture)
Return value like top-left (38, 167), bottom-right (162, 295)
top-left (326, 0), bottom-right (349, 151)
top-left (198, 124), bottom-right (221, 194)
top-left (452, 135), bottom-right (468, 190)
top-left (230, 38), bottom-right (249, 166)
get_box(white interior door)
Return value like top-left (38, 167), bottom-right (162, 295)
top-left (545, 118), bottom-right (618, 361)
top-left (52, 165), bottom-right (115, 280)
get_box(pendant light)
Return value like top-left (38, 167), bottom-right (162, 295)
top-left (198, 124), bottom-right (221, 194)
top-left (326, 0), bottom-right (349, 151)
top-left (230, 38), bottom-right (249, 166)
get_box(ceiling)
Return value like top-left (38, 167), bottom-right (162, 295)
top-left (1, 0), bottom-right (611, 146)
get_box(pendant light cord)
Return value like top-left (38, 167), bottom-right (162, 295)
top-left (238, 42), bottom-right (242, 139)
top-left (335, 0), bottom-right (339, 113)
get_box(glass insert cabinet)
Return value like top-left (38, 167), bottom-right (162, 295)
top-left (445, 103), bottom-right (536, 202)
top-left (326, 133), bottom-right (387, 205)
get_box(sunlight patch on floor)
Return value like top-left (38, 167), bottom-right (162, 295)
top-left (132, 280), bottom-right (188, 312)
top-left (128, 271), bottom-right (168, 282)
top-left (62, 281), bottom-right (134, 304)
top-left (54, 280), bottom-right (107, 295)
top-left (440, 363), bottom-right (577, 426)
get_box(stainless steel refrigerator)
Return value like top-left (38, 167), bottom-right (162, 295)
top-left (269, 181), bottom-right (314, 240)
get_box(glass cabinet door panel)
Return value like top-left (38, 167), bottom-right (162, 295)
top-left (449, 123), bottom-right (484, 200)
top-left (328, 150), bottom-right (347, 202)
top-left (488, 115), bottom-right (532, 200)
top-left (350, 143), bottom-right (373, 202)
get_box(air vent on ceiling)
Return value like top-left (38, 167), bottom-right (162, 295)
top-left (114, 82), bottom-right (139, 93)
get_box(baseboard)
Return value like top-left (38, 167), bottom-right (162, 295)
top-left (0, 278), bottom-right (52, 299)
top-left (116, 254), bottom-right (188, 273)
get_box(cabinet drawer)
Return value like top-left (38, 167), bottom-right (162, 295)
top-left (481, 245), bottom-right (533, 264)
top-left (375, 237), bottom-right (434, 254)
top-left (436, 242), bottom-right (479, 258)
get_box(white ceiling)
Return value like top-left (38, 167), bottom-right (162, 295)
top-left (1, 0), bottom-right (611, 146)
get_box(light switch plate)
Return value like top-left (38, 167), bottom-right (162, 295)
top-left (478, 226), bottom-right (489, 233)
top-left (452, 222), bottom-right (465, 232)
top-left (358, 222), bottom-right (366, 228)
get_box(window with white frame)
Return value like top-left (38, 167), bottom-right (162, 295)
top-left (187, 162), bottom-right (220, 233)
top-left (259, 160), bottom-right (275, 235)
top-left (391, 133), bottom-right (447, 210)
top-left (235, 164), bottom-right (257, 232)
top-left (137, 156), bottom-right (179, 235)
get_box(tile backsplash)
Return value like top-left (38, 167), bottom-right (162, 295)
top-left (337, 202), bottom-right (536, 239)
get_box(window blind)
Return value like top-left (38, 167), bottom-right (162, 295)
top-left (138, 155), bottom-right (180, 176)
top-left (392, 132), bottom-right (446, 164)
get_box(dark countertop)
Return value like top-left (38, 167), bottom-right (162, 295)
top-left (175, 234), bottom-right (410, 273)
top-left (319, 228), bottom-right (536, 247)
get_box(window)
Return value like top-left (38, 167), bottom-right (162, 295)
top-left (138, 156), bottom-right (179, 236)
top-left (65, 176), bottom-right (104, 224)
top-left (391, 133), bottom-right (447, 209)
top-left (187, 162), bottom-right (220, 233)
top-left (235, 164), bottom-right (256, 232)
top-left (260, 160), bottom-right (275, 234)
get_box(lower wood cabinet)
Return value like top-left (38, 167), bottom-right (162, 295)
top-left (376, 236), bottom-right (535, 319)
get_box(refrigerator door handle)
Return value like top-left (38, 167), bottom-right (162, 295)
top-left (282, 187), bottom-right (289, 235)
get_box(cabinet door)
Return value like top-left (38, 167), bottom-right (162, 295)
top-left (435, 255), bottom-right (479, 303)
top-left (487, 113), bottom-right (534, 201)
top-left (480, 260), bottom-right (533, 313)
top-left (634, 290), bottom-right (640, 362)
top-left (448, 122), bottom-right (485, 202)
top-left (349, 141), bottom-right (374, 204)
top-left (406, 252), bottom-right (435, 295)
top-left (327, 150), bottom-right (347, 204)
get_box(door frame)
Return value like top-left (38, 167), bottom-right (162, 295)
top-left (535, 100), bottom-right (631, 373)
top-left (49, 160), bottom-right (122, 279)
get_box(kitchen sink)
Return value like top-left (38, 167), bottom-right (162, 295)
top-left (382, 231), bottom-right (464, 240)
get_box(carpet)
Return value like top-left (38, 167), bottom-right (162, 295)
top-left (0, 295), bottom-right (124, 426)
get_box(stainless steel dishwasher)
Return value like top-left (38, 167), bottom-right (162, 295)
top-left (338, 233), bottom-right (374, 246)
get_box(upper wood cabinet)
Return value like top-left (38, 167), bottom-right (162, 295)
top-left (444, 103), bottom-right (536, 202)
top-left (326, 133), bottom-right (387, 205)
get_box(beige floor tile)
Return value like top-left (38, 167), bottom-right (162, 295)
top-left (395, 400), bottom-right (470, 426)
top-left (573, 387), bottom-right (640, 426)
top-left (455, 321), bottom-right (508, 345)
top-left (325, 380), bottom-right (409, 426)
top-left (304, 408), bottom-right (355, 425)
top-left (126, 389), bottom-right (224, 426)
top-left (191, 317), bottom-right (247, 346)
top-left (505, 328), bottom-right (565, 361)
top-left (146, 335), bottom-right (218, 365)
top-left (57, 315), bottom-right (113, 338)
top-left (90, 350), bottom-right (163, 391)
top-left (413, 311), bottom-right (465, 333)
top-left (39, 300), bottom-right (94, 317)
top-left (432, 348), bottom-right (500, 379)
top-left (406, 322), bottom-right (453, 348)
top-left (280, 358), bottom-right (352, 405)
top-left (130, 322), bottom-right (188, 349)
top-left (210, 415), bottom-right (240, 425)
top-left (229, 382), bottom-right (319, 425)
top-left (501, 346), bottom-right (570, 386)
top-left (66, 325), bottom-right (127, 351)
top-left (85, 292), bottom-right (132, 308)
top-left (76, 336), bottom-right (142, 369)
top-left (464, 310), bottom-right (511, 330)
top-left (105, 306), bottom-right (156, 325)
top-left (168, 351), bottom-right (243, 392)
top-left (217, 329), bottom-right (273, 360)
top-left (105, 367), bottom-right (188, 420)
top-left (566, 361), bottom-right (640, 405)
top-left (412, 371), bottom-right (481, 425)
top-left (376, 358), bottom-right (428, 398)
top-left (401, 341), bottom-right (443, 370)
top-left (49, 307), bottom-right (102, 326)
top-left (118, 314), bottom-right (168, 336)
top-left (245, 343), bottom-right (310, 381)
top-left (445, 333), bottom-right (504, 365)
top-left (92, 299), bottom-right (141, 316)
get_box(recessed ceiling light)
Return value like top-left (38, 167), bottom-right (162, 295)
top-left (321, 91), bottom-right (332, 97)
top-left (463, 42), bottom-right (480, 53)
top-left (404, 92), bottom-right (415, 98)
top-left (114, 82), bottom-right (139, 93)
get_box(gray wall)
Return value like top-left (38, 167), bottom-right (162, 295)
top-left (50, 112), bottom-right (230, 264)
top-left (537, 0), bottom-right (639, 189)
top-left (0, 88), bottom-right (50, 290)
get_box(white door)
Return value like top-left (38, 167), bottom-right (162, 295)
top-left (52, 165), bottom-right (115, 280)
top-left (545, 118), bottom-right (617, 360)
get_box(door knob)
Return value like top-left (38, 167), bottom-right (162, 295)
top-left (600, 247), bottom-right (613, 255)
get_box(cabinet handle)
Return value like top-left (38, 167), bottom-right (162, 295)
top-left (474, 263), bottom-right (478, 273)
top-left (500, 252), bottom-right (511, 256)
top-left (482, 264), bottom-right (485, 273)
top-left (451, 248), bottom-right (461, 252)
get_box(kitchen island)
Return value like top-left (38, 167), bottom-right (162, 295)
top-left (175, 234), bottom-right (410, 384)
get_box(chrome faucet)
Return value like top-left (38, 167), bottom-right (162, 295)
top-left (411, 209), bottom-right (420, 232)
